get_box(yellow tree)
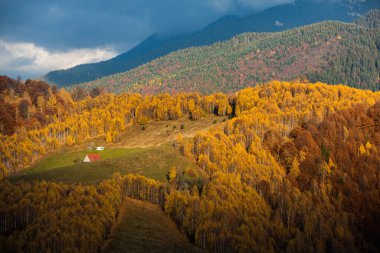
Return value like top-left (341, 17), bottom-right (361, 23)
top-left (188, 99), bottom-right (196, 113)
top-left (0, 163), bottom-right (7, 180)
top-left (37, 95), bottom-right (45, 113)
top-left (167, 166), bottom-right (177, 183)
top-left (289, 158), bottom-right (300, 183)
top-left (46, 94), bottom-right (58, 114)
top-left (105, 132), bottom-right (112, 143)
top-left (66, 135), bottom-right (75, 146)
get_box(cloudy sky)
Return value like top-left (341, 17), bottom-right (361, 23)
top-left (0, 0), bottom-right (299, 79)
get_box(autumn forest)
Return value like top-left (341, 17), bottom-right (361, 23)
top-left (0, 72), bottom-right (379, 253)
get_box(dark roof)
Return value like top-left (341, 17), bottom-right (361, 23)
top-left (86, 153), bottom-right (101, 161)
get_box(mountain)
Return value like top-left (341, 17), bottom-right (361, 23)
top-left (77, 20), bottom-right (380, 94)
top-left (355, 9), bottom-right (380, 28)
top-left (43, 0), bottom-right (380, 87)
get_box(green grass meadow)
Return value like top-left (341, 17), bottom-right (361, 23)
top-left (11, 144), bottom-right (198, 184)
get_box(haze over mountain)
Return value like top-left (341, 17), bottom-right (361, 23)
top-left (43, 0), bottom-right (380, 87)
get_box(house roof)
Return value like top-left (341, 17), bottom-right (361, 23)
top-left (86, 153), bottom-right (101, 161)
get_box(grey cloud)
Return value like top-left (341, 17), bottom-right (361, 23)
top-left (1, 0), bottom-right (360, 78)
top-left (0, 0), bottom-right (296, 53)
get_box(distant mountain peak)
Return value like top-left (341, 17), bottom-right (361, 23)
top-left (355, 8), bottom-right (380, 28)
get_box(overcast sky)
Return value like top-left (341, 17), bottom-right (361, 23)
top-left (1, 0), bottom-right (297, 78)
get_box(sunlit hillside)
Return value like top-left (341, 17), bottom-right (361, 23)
top-left (1, 77), bottom-right (380, 252)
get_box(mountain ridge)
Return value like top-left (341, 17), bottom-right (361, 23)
top-left (43, 0), bottom-right (380, 87)
top-left (76, 20), bottom-right (380, 94)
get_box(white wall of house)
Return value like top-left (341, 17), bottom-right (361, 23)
top-left (83, 155), bottom-right (91, 163)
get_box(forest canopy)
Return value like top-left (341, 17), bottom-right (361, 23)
top-left (1, 77), bottom-right (380, 253)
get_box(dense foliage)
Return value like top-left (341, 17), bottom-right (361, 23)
top-left (1, 80), bottom-right (380, 252)
top-left (0, 76), bottom-right (61, 136)
top-left (78, 20), bottom-right (380, 94)
top-left (0, 173), bottom-right (167, 253)
top-left (169, 82), bottom-right (380, 252)
top-left (0, 76), bottom-right (231, 178)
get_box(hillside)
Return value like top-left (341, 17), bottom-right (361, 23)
top-left (1, 81), bottom-right (380, 252)
top-left (171, 86), bottom-right (380, 252)
top-left (103, 198), bottom-right (203, 253)
top-left (78, 21), bottom-right (380, 93)
top-left (42, 0), bottom-right (380, 87)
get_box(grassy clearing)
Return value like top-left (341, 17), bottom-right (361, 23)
top-left (103, 198), bottom-right (203, 253)
top-left (11, 116), bottom-right (221, 184)
top-left (11, 144), bottom-right (198, 184)
top-left (26, 148), bottom-right (137, 174)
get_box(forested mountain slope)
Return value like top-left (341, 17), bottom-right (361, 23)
top-left (355, 9), bottom-right (380, 28)
top-left (42, 1), bottom-right (380, 87)
top-left (1, 79), bottom-right (380, 252)
top-left (77, 21), bottom-right (380, 94)
top-left (171, 84), bottom-right (380, 252)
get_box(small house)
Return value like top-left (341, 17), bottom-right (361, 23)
top-left (83, 154), bottom-right (101, 163)
top-left (96, 146), bottom-right (104, 151)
